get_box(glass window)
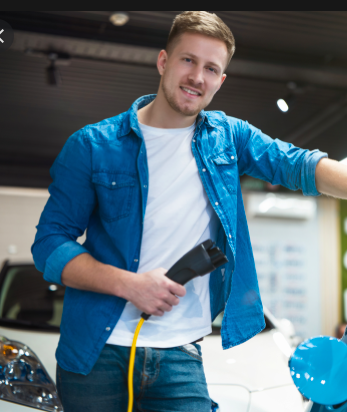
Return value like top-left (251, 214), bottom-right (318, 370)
top-left (0, 264), bottom-right (65, 330)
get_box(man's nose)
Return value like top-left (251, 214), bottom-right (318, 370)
top-left (188, 66), bottom-right (204, 86)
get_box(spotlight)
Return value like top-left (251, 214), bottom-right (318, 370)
top-left (277, 99), bottom-right (289, 112)
top-left (276, 95), bottom-right (295, 113)
top-left (109, 12), bottom-right (129, 26)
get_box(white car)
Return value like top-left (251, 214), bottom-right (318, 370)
top-left (0, 260), bottom-right (305, 412)
top-left (201, 307), bottom-right (305, 412)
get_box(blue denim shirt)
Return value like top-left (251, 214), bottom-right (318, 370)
top-left (32, 94), bottom-right (327, 375)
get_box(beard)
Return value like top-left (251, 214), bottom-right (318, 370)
top-left (161, 75), bottom-right (211, 117)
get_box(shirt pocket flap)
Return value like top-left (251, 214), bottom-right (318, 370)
top-left (92, 172), bottom-right (135, 189)
top-left (211, 151), bottom-right (237, 165)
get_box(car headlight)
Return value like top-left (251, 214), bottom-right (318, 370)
top-left (0, 335), bottom-right (63, 411)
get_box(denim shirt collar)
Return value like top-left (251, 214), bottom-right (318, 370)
top-left (118, 94), bottom-right (217, 138)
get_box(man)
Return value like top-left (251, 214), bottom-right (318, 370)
top-left (32, 10), bottom-right (347, 412)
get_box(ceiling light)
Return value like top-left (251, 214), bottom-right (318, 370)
top-left (277, 99), bottom-right (289, 112)
top-left (277, 94), bottom-right (296, 113)
top-left (109, 12), bottom-right (129, 26)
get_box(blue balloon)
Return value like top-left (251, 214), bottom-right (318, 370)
top-left (289, 336), bottom-right (347, 405)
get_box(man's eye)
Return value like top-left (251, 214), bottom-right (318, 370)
top-left (208, 67), bottom-right (216, 73)
top-left (184, 58), bottom-right (192, 63)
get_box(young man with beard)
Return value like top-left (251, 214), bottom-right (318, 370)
top-left (32, 10), bottom-right (347, 412)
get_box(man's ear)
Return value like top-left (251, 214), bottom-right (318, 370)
top-left (217, 73), bottom-right (227, 92)
top-left (157, 50), bottom-right (168, 76)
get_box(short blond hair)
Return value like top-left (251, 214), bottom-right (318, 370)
top-left (167, 11), bottom-right (235, 68)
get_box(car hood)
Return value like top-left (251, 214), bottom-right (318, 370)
top-left (200, 330), bottom-right (294, 392)
top-left (0, 326), bottom-right (60, 383)
top-left (0, 327), bottom-right (294, 392)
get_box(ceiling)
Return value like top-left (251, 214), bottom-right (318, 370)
top-left (1, 11), bottom-right (347, 188)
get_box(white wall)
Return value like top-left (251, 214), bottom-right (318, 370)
top-left (0, 186), bottom-right (87, 269)
top-left (244, 192), bottom-right (340, 339)
top-left (0, 187), bottom-right (49, 265)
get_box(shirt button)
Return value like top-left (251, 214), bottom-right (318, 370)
top-left (112, 182), bottom-right (116, 185)
top-left (106, 327), bottom-right (111, 331)
top-left (231, 156), bottom-right (234, 160)
top-left (229, 234), bottom-right (232, 238)
top-left (193, 139), bottom-right (196, 142)
top-left (202, 168), bottom-right (206, 172)
top-left (134, 259), bottom-right (139, 262)
top-left (215, 202), bottom-right (219, 206)
top-left (143, 185), bottom-right (147, 188)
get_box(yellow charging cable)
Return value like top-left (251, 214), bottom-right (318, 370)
top-left (127, 317), bottom-right (145, 412)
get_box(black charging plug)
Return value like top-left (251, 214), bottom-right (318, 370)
top-left (141, 239), bottom-right (228, 320)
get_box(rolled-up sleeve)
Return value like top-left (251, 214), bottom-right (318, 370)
top-left (31, 128), bottom-right (96, 285)
top-left (233, 119), bottom-right (328, 196)
top-left (300, 149), bottom-right (327, 196)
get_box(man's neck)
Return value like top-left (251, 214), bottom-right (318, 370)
top-left (137, 91), bottom-right (197, 129)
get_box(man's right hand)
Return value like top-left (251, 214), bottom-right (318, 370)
top-left (61, 255), bottom-right (186, 316)
top-left (122, 268), bottom-right (186, 317)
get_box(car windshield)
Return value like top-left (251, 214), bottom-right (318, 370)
top-left (0, 263), bottom-right (64, 331)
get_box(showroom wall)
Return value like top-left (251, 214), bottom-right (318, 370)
top-left (245, 193), bottom-right (340, 338)
top-left (0, 187), bottom-right (85, 266)
top-left (0, 187), bottom-right (49, 264)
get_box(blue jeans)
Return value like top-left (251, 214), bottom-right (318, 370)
top-left (56, 343), bottom-right (214, 412)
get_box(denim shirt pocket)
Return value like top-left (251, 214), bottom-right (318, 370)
top-left (92, 171), bottom-right (135, 222)
top-left (211, 151), bottom-right (238, 195)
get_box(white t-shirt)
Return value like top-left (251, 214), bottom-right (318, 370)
top-left (106, 121), bottom-right (220, 347)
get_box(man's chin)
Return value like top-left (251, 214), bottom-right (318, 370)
top-left (180, 108), bottom-right (201, 117)
top-left (174, 102), bottom-right (202, 117)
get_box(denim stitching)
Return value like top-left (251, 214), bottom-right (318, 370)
top-left (140, 348), bottom-right (148, 392)
top-left (94, 183), bottom-right (134, 223)
top-left (178, 346), bottom-right (203, 362)
top-left (137, 349), bottom-right (160, 412)
top-left (136, 349), bottom-right (147, 412)
top-left (145, 349), bottom-right (160, 386)
top-left (222, 324), bottom-right (265, 349)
